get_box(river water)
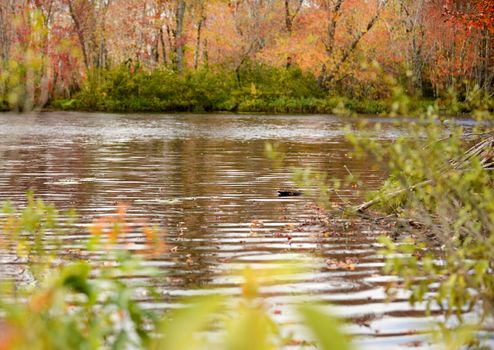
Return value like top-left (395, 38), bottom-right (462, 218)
top-left (0, 112), bottom-right (441, 349)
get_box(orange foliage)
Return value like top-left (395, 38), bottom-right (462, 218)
top-left (88, 203), bottom-right (166, 254)
top-left (1, 0), bottom-right (491, 96)
top-left (444, 0), bottom-right (494, 32)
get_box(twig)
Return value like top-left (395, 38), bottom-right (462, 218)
top-left (343, 165), bottom-right (354, 177)
top-left (354, 180), bottom-right (432, 213)
top-left (332, 188), bottom-right (351, 206)
top-left (357, 134), bottom-right (494, 213)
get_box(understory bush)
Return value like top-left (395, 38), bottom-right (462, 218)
top-left (49, 63), bottom-right (442, 115)
top-left (347, 100), bottom-right (494, 348)
top-left (280, 80), bottom-right (494, 348)
top-left (51, 63), bottom-right (327, 113)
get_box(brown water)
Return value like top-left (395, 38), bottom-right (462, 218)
top-left (0, 112), bottom-right (443, 349)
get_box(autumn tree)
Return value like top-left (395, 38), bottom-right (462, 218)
top-left (0, 0), bottom-right (14, 61)
top-left (145, 0), bottom-right (187, 71)
top-left (227, 0), bottom-right (278, 77)
top-left (443, 0), bottom-right (493, 90)
top-left (67, 0), bottom-right (111, 69)
top-left (445, 0), bottom-right (494, 32)
top-left (190, 0), bottom-right (207, 69)
top-left (1, 0), bottom-right (492, 108)
top-left (316, 0), bottom-right (389, 88)
top-left (395, 0), bottom-right (427, 95)
top-left (173, 0), bottom-right (186, 71)
top-left (283, 0), bottom-right (303, 35)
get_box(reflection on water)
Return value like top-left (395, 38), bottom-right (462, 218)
top-left (0, 112), bottom-right (436, 349)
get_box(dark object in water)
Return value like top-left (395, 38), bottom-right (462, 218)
top-left (278, 190), bottom-right (302, 197)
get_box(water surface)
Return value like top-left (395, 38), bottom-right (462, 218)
top-left (0, 112), bottom-right (438, 349)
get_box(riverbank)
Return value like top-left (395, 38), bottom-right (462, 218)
top-left (3, 64), bottom-right (492, 115)
top-left (48, 95), bottom-right (490, 116)
top-left (43, 65), bottom-right (492, 116)
top-left (50, 95), bottom-right (396, 115)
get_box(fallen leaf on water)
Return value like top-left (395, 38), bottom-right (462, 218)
top-left (403, 341), bottom-right (423, 347)
top-left (250, 220), bottom-right (265, 228)
top-left (185, 254), bottom-right (193, 265)
top-left (326, 258), bottom-right (357, 271)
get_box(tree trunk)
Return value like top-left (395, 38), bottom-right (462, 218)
top-left (202, 38), bottom-right (209, 68)
top-left (410, 34), bottom-right (424, 96)
top-left (68, 0), bottom-right (90, 69)
top-left (479, 26), bottom-right (492, 90)
top-left (159, 26), bottom-right (167, 65)
top-left (317, 64), bottom-right (327, 88)
top-left (284, 0), bottom-right (303, 34)
top-left (326, 2), bottom-right (387, 85)
top-left (166, 25), bottom-right (174, 60)
top-left (174, 0), bottom-right (186, 72)
top-left (284, 0), bottom-right (292, 35)
top-left (194, 15), bottom-right (205, 70)
top-left (0, 2), bottom-right (10, 62)
top-left (325, 0), bottom-right (344, 56)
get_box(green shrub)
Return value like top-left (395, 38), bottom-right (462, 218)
top-left (350, 99), bottom-right (387, 114)
top-left (347, 91), bottom-right (494, 348)
top-left (46, 62), bottom-right (486, 115)
top-left (53, 63), bottom-right (334, 114)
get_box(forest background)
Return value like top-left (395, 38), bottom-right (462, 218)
top-left (0, 0), bottom-right (493, 113)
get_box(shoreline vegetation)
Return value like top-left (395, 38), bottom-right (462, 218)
top-left (0, 1), bottom-right (492, 117)
top-left (49, 64), bottom-right (493, 116)
top-left (3, 63), bottom-right (493, 116)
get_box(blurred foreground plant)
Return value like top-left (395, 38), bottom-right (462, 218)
top-left (347, 96), bottom-right (494, 348)
top-left (0, 194), bottom-right (351, 350)
top-left (0, 196), bottom-right (162, 349)
top-left (0, 10), bottom-right (52, 112)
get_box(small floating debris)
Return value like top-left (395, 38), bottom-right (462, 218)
top-left (135, 198), bottom-right (182, 205)
top-left (326, 257), bottom-right (357, 271)
top-left (277, 190), bottom-right (302, 197)
top-left (135, 196), bottom-right (202, 205)
top-left (80, 177), bottom-right (97, 182)
top-left (249, 220), bottom-right (265, 228)
top-left (46, 178), bottom-right (80, 185)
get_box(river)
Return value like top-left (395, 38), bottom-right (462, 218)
top-left (0, 112), bottom-right (440, 349)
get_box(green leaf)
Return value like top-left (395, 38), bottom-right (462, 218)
top-left (60, 262), bottom-right (94, 301)
top-left (224, 303), bottom-right (278, 350)
top-left (152, 296), bottom-right (223, 350)
top-left (299, 305), bottom-right (352, 350)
